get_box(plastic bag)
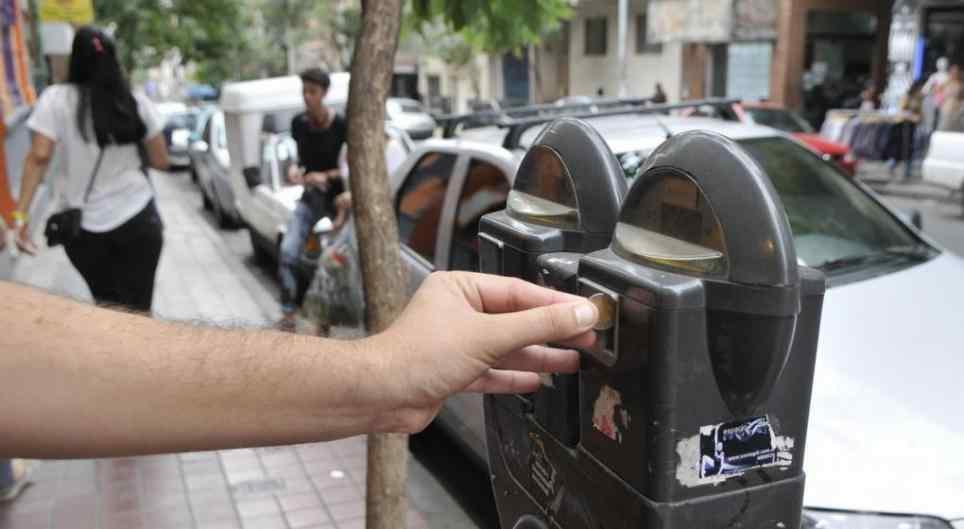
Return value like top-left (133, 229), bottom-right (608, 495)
top-left (304, 220), bottom-right (366, 331)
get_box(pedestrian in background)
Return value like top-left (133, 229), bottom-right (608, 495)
top-left (890, 80), bottom-right (925, 179)
top-left (12, 26), bottom-right (170, 313)
top-left (651, 83), bottom-right (667, 104)
top-left (937, 65), bottom-right (964, 132)
top-left (277, 68), bottom-right (351, 332)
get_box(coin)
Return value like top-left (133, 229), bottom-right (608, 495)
top-left (588, 293), bottom-right (615, 331)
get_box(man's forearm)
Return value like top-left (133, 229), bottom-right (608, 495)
top-left (0, 281), bottom-right (391, 458)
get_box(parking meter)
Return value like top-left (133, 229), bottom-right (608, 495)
top-left (481, 129), bottom-right (826, 529)
top-left (478, 118), bottom-right (628, 447)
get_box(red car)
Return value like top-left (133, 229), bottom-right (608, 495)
top-left (734, 102), bottom-right (858, 176)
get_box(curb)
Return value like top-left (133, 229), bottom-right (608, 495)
top-left (859, 180), bottom-right (961, 206)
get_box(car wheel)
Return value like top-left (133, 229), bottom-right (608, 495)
top-left (201, 190), bottom-right (213, 211)
top-left (190, 165), bottom-right (198, 184)
top-left (212, 199), bottom-right (228, 229)
top-left (249, 230), bottom-right (273, 265)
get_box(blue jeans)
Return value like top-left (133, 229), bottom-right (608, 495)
top-left (0, 460), bottom-right (13, 489)
top-left (279, 201), bottom-right (323, 314)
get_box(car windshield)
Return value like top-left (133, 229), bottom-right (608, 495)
top-left (389, 99), bottom-right (423, 114)
top-left (617, 137), bottom-right (930, 276)
top-left (743, 107), bottom-right (814, 134)
top-left (399, 101), bottom-right (423, 113)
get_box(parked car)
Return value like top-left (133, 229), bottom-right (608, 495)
top-left (156, 101), bottom-right (198, 169)
top-left (188, 110), bottom-right (242, 228)
top-left (186, 105), bottom-right (218, 183)
top-left (734, 101), bottom-right (858, 176)
top-left (386, 97), bottom-right (436, 140)
top-left (922, 130), bottom-right (964, 207)
top-left (313, 109), bottom-right (964, 527)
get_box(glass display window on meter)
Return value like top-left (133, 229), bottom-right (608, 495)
top-left (507, 145), bottom-right (581, 230)
top-left (613, 169), bottom-right (728, 277)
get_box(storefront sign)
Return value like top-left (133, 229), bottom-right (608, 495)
top-left (649, 0), bottom-right (731, 43)
top-left (39, 0), bottom-right (94, 24)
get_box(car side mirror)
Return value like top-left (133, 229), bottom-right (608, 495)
top-left (192, 140), bottom-right (209, 152)
top-left (242, 166), bottom-right (262, 189)
top-left (897, 208), bottom-right (924, 230)
top-left (911, 210), bottom-right (923, 230)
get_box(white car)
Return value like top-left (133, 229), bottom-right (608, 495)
top-left (923, 131), bottom-right (964, 205)
top-left (320, 110), bottom-right (964, 527)
top-left (386, 97), bottom-right (436, 140)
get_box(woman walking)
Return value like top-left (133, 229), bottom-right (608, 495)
top-left (12, 26), bottom-right (169, 312)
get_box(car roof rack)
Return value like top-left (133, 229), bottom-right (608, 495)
top-left (435, 97), bottom-right (652, 139)
top-left (498, 97), bottom-right (740, 150)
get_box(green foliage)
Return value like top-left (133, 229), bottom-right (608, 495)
top-left (94, 0), bottom-right (244, 84)
top-left (328, 5), bottom-right (361, 69)
top-left (410, 0), bottom-right (571, 54)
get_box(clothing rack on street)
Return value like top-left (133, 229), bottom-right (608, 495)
top-left (821, 109), bottom-right (920, 163)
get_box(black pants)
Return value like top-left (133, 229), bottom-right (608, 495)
top-left (64, 200), bottom-right (164, 313)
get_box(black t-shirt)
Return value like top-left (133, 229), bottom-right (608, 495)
top-left (291, 111), bottom-right (348, 214)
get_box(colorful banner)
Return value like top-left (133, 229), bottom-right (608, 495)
top-left (39, 0), bottom-right (93, 24)
top-left (0, 0), bottom-right (36, 121)
top-left (0, 0), bottom-right (36, 226)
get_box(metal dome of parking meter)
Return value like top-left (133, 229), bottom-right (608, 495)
top-left (483, 129), bottom-right (827, 529)
top-left (479, 117), bottom-right (627, 280)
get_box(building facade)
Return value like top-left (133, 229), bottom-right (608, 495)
top-left (417, 0), bottom-right (899, 117)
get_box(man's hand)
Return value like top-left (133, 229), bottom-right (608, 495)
top-left (335, 191), bottom-right (352, 211)
top-left (366, 272), bottom-right (598, 433)
top-left (303, 171), bottom-right (330, 190)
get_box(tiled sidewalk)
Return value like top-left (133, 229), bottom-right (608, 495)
top-left (1, 171), bottom-right (480, 529)
top-left (1, 438), bottom-right (464, 529)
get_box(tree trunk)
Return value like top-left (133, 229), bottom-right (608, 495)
top-left (346, 1), bottom-right (408, 529)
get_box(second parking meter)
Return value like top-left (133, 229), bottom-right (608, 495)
top-left (482, 129), bottom-right (827, 529)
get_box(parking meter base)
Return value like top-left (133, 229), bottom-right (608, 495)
top-left (487, 393), bottom-right (807, 529)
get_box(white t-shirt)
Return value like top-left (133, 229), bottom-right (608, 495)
top-left (27, 84), bottom-right (164, 232)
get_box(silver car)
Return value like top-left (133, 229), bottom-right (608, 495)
top-left (189, 110), bottom-right (242, 228)
top-left (386, 97), bottom-right (436, 140)
top-left (317, 113), bottom-right (964, 528)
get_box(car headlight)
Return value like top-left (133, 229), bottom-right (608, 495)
top-left (803, 509), bottom-right (953, 529)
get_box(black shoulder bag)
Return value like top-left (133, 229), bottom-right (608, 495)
top-left (44, 149), bottom-right (105, 247)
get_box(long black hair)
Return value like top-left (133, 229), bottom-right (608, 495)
top-left (68, 26), bottom-right (146, 146)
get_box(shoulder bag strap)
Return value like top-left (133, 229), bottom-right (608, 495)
top-left (82, 148), bottom-right (106, 204)
top-left (136, 140), bottom-right (156, 191)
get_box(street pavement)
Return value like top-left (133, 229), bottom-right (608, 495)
top-left (881, 194), bottom-right (964, 255)
top-left (856, 160), bottom-right (962, 208)
top-left (0, 171), bottom-right (481, 529)
top-left (855, 160), bottom-right (964, 255)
